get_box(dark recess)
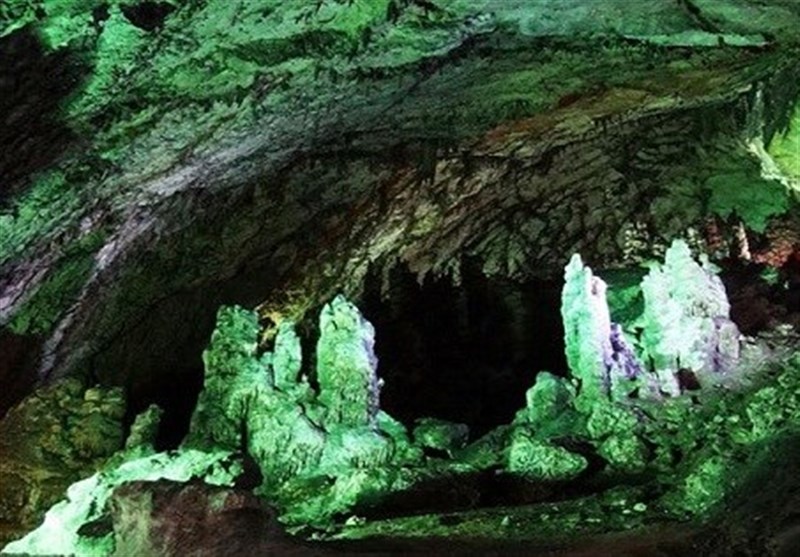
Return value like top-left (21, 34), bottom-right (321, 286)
top-left (721, 257), bottom-right (800, 335)
top-left (0, 330), bottom-right (42, 419)
top-left (107, 260), bottom-right (292, 450)
top-left (360, 260), bottom-right (568, 438)
top-left (0, 27), bottom-right (85, 205)
top-left (120, 2), bottom-right (176, 32)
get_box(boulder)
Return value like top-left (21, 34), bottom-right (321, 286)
top-left (110, 480), bottom-right (317, 557)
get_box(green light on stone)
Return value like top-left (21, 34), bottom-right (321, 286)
top-left (317, 295), bottom-right (381, 428)
top-left (506, 428), bottom-right (587, 481)
top-left (2, 450), bottom-right (240, 556)
top-left (768, 101), bottom-right (800, 182)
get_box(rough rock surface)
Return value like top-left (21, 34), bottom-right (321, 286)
top-left (3, 449), bottom-right (242, 556)
top-left (185, 301), bottom-right (416, 523)
top-left (561, 254), bottom-right (644, 403)
top-left (317, 295), bottom-right (382, 428)
top-left (641, 239), bottom-right (741, 391)
top-left (110, 481), bottom-right (317, 557)
top-left (0, 378), bottom-right (125, 545)
top-left (0, 0), bottom-right (798, 431)
top-left (562, 240), bottom-right (742, 400)
top-left (506, 428), bottom-right (588, 481)
top-left (0, 1), bottom-right (799, 553)
top-left (412, 418), bottom-right (469, 455)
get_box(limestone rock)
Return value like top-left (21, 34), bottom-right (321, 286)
top-left (0, 378), bottom-right (125, 545)
top-left (505, 428), bottom-right (587, 481)
top-left (110, 481), bottom-right (314, 557)
top-left (317, 295), bottom-right (381, 428)
top-left (456, 426), bottom-right (512, 470)
top-left (247, 400), bottom-right (327, 488)
top-left (272, 320), bottom-right (302, 391)
top-left (2, 450), bottom-right (241, 556)
top-left (184, 306), bottom-right (267, 452)
top-left (641, 239), bottom-right (741, 393)
top-left (183, 300), bottom-right (416, 523)
top-left (123, 404), bottom-right (163, 457)
top-left (412, 418), bottom-right (469, 455)
top-left (561, 254), bottom-right (644, 404)
top-left (514, 372), bottom-right (576, 428)
top-left (598, 434), bottom-right (648, 474)
top-left (562, 240), bottom-right (741, 400)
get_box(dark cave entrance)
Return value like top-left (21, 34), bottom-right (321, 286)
top-left (359, 260), bottom-right (568, 439)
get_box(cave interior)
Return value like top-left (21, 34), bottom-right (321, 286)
top-left (1, 1), bottom-right (800, 556)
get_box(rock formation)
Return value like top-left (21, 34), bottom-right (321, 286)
top-left (3, 450), bottom-right (241, 556)
top-left (1, 0), bottom-right (800, 554)
top-left (0, 378), bottom-right (125, 544)
top-left (562, 239), bottom-right (742, 400)
top-left (561, 253), bottom-right (644, 404)
top-left (317, 295), bottom-right (382, 428)
top-left (185, 298), bottom-right (417, 522)
top-left (641, 239), bottom-right (741, 393)
top-left (110, 481), bottom-right (312, 557)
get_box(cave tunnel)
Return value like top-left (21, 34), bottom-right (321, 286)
top-left (359, 260), bottom-right (567, 439)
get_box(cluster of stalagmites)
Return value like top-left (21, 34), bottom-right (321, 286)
top-left (183, 295), bottom-right (423, 522)
top-left (3, 241), bottom-right (745, 555)
top-left (563, 238), bottom-right (740, 402)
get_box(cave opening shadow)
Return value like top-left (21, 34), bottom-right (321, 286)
top-left (360, 261), bottom-right (568, 439)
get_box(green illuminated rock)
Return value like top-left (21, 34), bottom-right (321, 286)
top-left (0, 378), bottom-right (125, 545)
top-left (272, 320), bottom-right (303, 391)
top-left (0, 1), bottom-right (798, 550)
top-left (2, 450), bottom-right (241, 557)
top-left (769, 101), bottom-right (800, 180)
top-left (183, 299), bottom-right (418, 523)
top-left (561, 254), bottom-right (644, 405)
top-left (664, 454), bottom-right (729, 516)
top-left (597, 434), bottom-right (647, 474)
top-left (123, 404), bottom-right (163, 458)
top-left (412, 418), bottom-right (469, 456)
top-left (506, 428), bottom-right (587, 481)
top-left (184, 306), bottom-right (266, 452)
top-left (562, 254), bottom-right (615, 402)
top-left (185, 306), bottom-right (325, 487)
top-left (317, 295), bottom-right (382, 428)
top-left (640, 239), bottom-right (740, 393)
top-left (514, 372), bottom-right (576, 428)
